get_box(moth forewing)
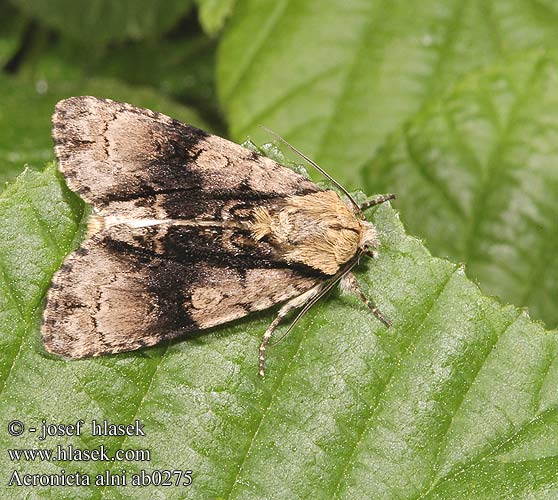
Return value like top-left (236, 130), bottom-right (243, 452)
top-left (42, 96), bottom-right (394, 376)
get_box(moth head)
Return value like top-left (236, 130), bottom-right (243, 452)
top-left (359, 220), bottom-right (380, 253)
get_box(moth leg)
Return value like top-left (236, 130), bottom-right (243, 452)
top-left (359, 193), bottom-right (396, 211)
top-left (340, 272), bottom-right (391, 327)
top-left (259, 283), bottom-right (325, 377)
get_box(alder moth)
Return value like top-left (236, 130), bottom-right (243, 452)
top-left (42, 96), bottom-right (395, 376)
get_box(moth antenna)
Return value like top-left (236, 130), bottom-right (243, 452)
top-left (259, 125), bottom-right (362, 215)
top-left (359, 193), bottom-right (396, 211)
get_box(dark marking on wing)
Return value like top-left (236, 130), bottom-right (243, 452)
top-left (42, 235), bottom-right (320, 358)
top-left (43, 96), bottom-right (328, 358)
top-left (52, 96), bottom-right (320, 220)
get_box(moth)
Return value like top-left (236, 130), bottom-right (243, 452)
top-left (42, 96), bottom-right (395, 376)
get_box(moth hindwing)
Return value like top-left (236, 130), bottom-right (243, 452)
top-left (42, 96), bottom-right (395, 376)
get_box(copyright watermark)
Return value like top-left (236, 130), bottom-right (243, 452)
top-left (7, 420), bottom-right (24, 437)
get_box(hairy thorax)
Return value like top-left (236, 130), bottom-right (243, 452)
top-left (250, 190), bottom-right (376, 275)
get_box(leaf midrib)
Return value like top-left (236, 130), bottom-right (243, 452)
top-left (312, 0), bottom-right (385, 168)
top-left (418, 405), bottom-right (558, 499)
top-left (417, 311), bottom-right (523, 499)
top-left (462, 54), bottom-right (544, 265)
top-left (220, 0), bottom-right (291, 102)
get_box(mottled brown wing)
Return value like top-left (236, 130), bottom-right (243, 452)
top-left (52, 96), bottom-right (320, 220)
top-left (43, 96), bottom-right (324, 358)
top-left (42, 234), bottom-right (320, 358)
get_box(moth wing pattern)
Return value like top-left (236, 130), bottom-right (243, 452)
top-left (52, 96), bottom-right (320, 219)
top-left (43, 96), bottom-right (327, 358)
top-left (43, 235), bottom-right (319, 358)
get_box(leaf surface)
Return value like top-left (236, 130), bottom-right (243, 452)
top-left (10, 0), bottom-right (194, 43)
top-left (195, 0), bottom-right (236, 37)
top-left (363, 49), bottom-right (558, 328)
top-left (218, 0), bottom-right (558, 187)
top-left (0, 166), bottom-right (556, 499)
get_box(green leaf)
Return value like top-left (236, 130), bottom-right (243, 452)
top-left (1, 165), bottom-right (557, 499)
top-left (9, 0), bottom-right (194, 43)
top-left (363, 49), bottom-right (558, 329)
top-left (18, 32), bottom-right (220, 127)
top-left (195, 0), bottom-right (236, 37)
top-left (0, 75), bottom-right (209, 186)
top-left (0, 164), bottom-right (84, 389)
top-left (217, 0), bottom-right (558, 187)
top-left (0, 1), bottom-right (27, 68)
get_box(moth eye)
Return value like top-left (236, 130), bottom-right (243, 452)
top-left (230, 232), bottom-right (251, 247)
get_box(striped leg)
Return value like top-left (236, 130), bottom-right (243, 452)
top-left (340, 272), bottom-right (391, 327)
top-left (259, 283), bottom-right (325, 377)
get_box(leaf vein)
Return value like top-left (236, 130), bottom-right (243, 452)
top-left (422, 405), bottom-right (558, 497)
top-left (222, 313), bottom-right (322, 499)
top-left (312, 2), bottom-right (379, 166)
top-left (463, 56), bottom-right (544, 264)
top-left (418, 310), bottom-right (522, 498)
top-left (97, 343), bottom-right (170, 500)
top-left (403, 123), bottom-right (467, 219)
top-left (330, 265), bottom-right (457, 499)
top-left (221, 0), bottom-right (290, 102)
top-left (236, 65), bottom-right (342, 139)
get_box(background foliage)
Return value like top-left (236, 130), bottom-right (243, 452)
top-left (0, 1), bottom-right (557, 499)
